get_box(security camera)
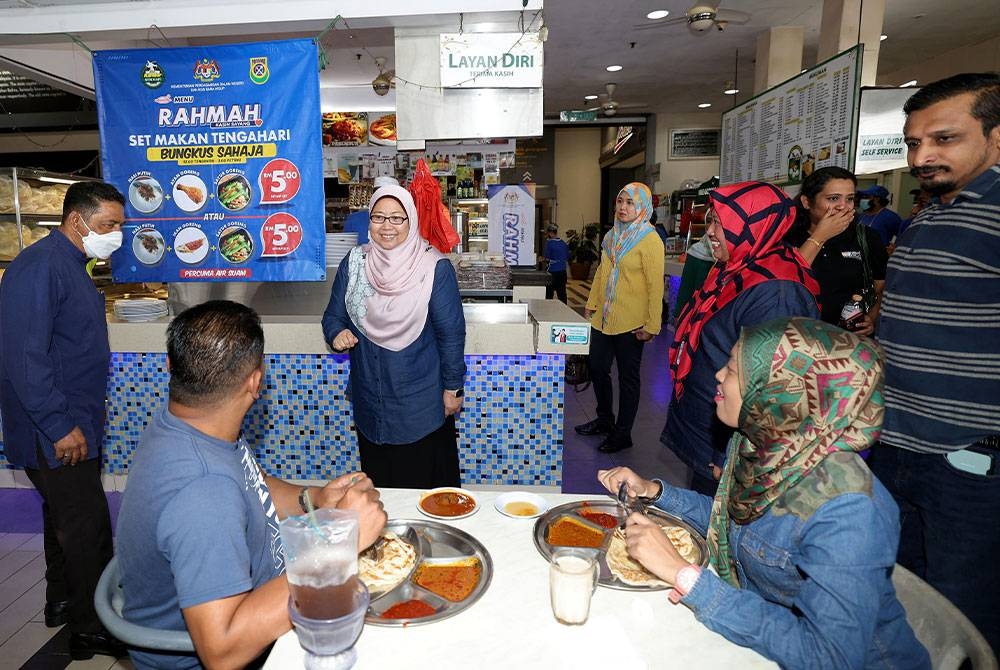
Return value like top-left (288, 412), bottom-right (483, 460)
top-left (372, 75), bottom-right (391, 96)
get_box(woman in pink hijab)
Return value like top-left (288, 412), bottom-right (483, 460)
top-left (323, 185), bottom-right (467, 487)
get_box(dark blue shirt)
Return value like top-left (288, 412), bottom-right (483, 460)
top-left (879, 164), bottom-right (1000, 453)
top-left (544, 238), bottom-right (569, 273)
top-left (322, 258), bottom-right (466, 444)
top-left (860, 208), bottom-right (903, 246)
top-left (0, 230), bottom-right (110, 469)
top-left (343, 210), bottom-right (370, 245)
top-left (663, 280), bottom-right (819, 478)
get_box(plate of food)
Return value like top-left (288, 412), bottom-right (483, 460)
top-left (217, 175), bottom-right (252, 211)
top-left (173, 175), bottom-right (207, 213)
top-left (494, 491), bottom-right (549, 519)
top-left (533, 500), bottom-right (707, 591)
top-left (368, 113), bottom-right (397, 146)
top-left (129, 177), bottom-right (163, 214)
top-left (218, 226), bottom-right (253, 264)
top-left (322, 112), bottom-right (368, 146)
top-left (132, 228), bottom-right (165, 265)
top-left (365, 519), bottom-right (492, 626)
top-left (358, 526), bottom-right (421, 601)
top-left (417, 488), bottom-right (479, 520)
top-left (173, 227), bottom-right (209, 264)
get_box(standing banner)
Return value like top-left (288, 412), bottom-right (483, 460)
top-left (93, 39), bottom-right (324, 282)
top-left (487, 183), bottom-right (535, 266)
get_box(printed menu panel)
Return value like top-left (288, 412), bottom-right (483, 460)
top-left (720, 46), bottom-right (861, 187)
top-left (94, 39), bottom-right (325, 282)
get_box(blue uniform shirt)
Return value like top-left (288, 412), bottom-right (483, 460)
top-left (544, 238), bottom-right (569, 273)
top-left (0, 230), bottom-right (109, 469)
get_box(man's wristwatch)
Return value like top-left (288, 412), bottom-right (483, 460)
top-left (668, 564), bottom-right (702, 604)
top-left (638, 479), bottom-right (664, 505)
top-left (298, 487), bottom-right (313, 514)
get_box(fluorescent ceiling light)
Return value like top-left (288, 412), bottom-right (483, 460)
top-left (36, 220), bottom-right (61, 227)
top-left (606, 65), bottom-right (623, 72)
top-left (723, 80), bottom-right (739, 95)
top-left (584, 94), bottom-right (598, 100)
top-left (698, 103), bottom-right (712, 108)
top-left (880, 34), bottom-right (888, 41)
top-left (36, 176), bottom-right (77, 185)
top-left (900, 80), bottom-right (918, 87)
top-left (647, 10), bottom-right (669, 20)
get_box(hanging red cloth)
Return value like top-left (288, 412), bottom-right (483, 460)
top-left (408, 158), bottom-right (461, 253)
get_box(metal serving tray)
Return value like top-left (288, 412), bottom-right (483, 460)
top-left (365, 519), bottom-right (493, 626)
top-left (532, 500), bottom-right (709, 591)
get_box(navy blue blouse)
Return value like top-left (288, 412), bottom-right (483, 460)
top-left (322, 258), bottom-right (466, 444)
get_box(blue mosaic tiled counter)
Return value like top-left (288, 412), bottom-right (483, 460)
top-left (1, 351), bottom-right (567, 487)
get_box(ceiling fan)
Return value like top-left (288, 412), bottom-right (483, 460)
top-left (371, 57), bottom-right (395, 96)
top-left (586, 83), bottom-right (648, 117)
top-left (633, 3), bottom-right (751, 33)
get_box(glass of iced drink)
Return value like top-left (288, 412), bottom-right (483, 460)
top-left (280, 508), bottom-right (369, 670)
top-left (549, 547), bottom-right (599, 625)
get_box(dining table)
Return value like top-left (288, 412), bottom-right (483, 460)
top-left (263, 487), bottom-right (777, 670)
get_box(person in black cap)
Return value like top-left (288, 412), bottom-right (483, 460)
top-left (896, 187), bottom-right (933, 239)
top-left (857, 184), bottom-right (904, 247)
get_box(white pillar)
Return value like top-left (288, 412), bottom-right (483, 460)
top-left (818, 0), bottom-right (885, 86)
top-left (754, 26), bottom-right (805, 95)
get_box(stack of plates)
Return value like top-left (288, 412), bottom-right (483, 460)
top-left (326, 232), bottom-right (358, 269)
top-left (114, 298), bottom-right (168, 322)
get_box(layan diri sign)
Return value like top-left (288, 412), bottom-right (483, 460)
top-left (440, 33), bottom-right (543, 88)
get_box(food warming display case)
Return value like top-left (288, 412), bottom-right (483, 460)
top-left (0, 168), bottom-right (95, 262)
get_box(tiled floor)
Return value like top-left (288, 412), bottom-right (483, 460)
top-left (0, 278), bottom-right (685, 668)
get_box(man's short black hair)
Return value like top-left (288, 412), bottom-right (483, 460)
top-left (903, 72), bottom-right (1000, 137)
top-left (166, 300), bottom-right (265, 406)
top-left (61, 181), bottom-right (125, 223)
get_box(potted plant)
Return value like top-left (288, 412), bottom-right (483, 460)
top-left (567, 223), bottom-right (600, 280)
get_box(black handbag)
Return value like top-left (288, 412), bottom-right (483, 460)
top-left (855, 224), bottom-right (878, 313)
top-left (564, 354), bottom-right (591, 389)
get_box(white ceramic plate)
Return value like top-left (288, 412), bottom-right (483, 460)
top-left (417, 487), bottom-right (480, 521)
top-left (129, 178), bottom-right (163, 214)
top-left (172, 174), bottom-right (208, 213)
top-left (131, 228), bottom-right (165, 265)
top-left (494, 491), bottom-right (549, 519)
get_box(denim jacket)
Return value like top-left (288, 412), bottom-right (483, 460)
top-left (654, 461), bottom-right (930, 670)
top-left (322, 257), bottom-right (466, 444)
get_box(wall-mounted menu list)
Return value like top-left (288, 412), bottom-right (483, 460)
top-left (720, 45), bottom-right (861, 186)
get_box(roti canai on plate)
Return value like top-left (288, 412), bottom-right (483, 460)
top-left (606, 525), bottom-right (698, 587)
top-left (358, 532), bottom-right (417, 595)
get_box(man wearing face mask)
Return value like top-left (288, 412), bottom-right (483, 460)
top-left (0, 181), bottom-right (126, 660)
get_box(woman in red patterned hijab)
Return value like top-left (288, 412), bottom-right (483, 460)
top-left (670, 181), bottom-right (820, 399)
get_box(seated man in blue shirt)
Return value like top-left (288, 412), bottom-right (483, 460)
top-left (116, 300), bottom-right (387, 669)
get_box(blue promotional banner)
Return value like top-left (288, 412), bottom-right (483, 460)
top-left (93, 39), bottom-right (324, 282)
top-left (487, 183), bottom-right (535, 266)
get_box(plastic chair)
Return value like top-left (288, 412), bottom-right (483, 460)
top-left (892, 564), bottom-right (998, 670)
top-left (94, 555), bottom-right (195, 653)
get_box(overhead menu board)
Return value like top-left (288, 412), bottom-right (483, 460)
top-left (720, 45), bottom-right (861, 187)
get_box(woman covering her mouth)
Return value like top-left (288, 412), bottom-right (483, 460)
top-left (322, 185), bottom-right (467, 488)
top-left (664, 181), bottom-right (820, 495)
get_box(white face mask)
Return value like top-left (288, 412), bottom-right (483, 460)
top-left (78, 216), bottom-right (122, 259)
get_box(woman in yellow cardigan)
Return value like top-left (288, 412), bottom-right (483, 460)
top-left (576, 182), bottom-right (665, 453)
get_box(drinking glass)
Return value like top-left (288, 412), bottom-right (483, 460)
top-left (549, 547), bottom-right (599, 625)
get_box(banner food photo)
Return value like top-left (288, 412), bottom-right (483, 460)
top-left (93, 39), bottom-right (325, 282)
